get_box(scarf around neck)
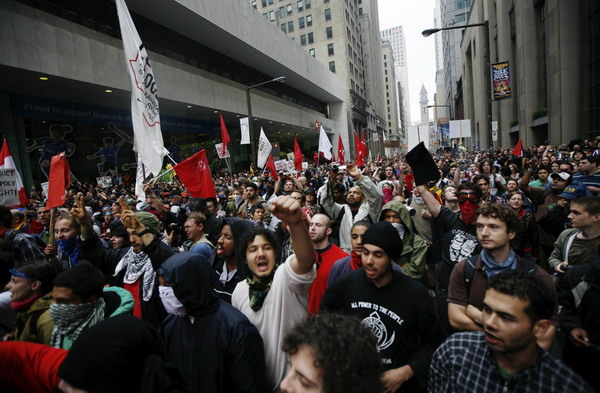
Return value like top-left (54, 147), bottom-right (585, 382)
top-left (481, 249), bottom-right (517, 277)
top-left (57, 237), bottom-right (82, 266)
top-left (247, 271), bottom-right (276, 312)
top-left (350, 251), bottom-right (362, 270)
top-left (50, 298), bottom-right (106, 349)
top-left (10, 294), bottom-right (41, 311)
top-left (114, 248), bottom-right (155, 302)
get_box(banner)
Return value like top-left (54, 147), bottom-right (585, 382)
top-left (215, 143), bottom-right (230, 159)
top-left (257, 128), bottom-right (272, 169)
top-left (240, 117), bottom-right (250, 144)
top-left (96, 176), bottom-right (112, 188)
top-left (0, 140), bottom-right (27, 206)
top-left (492, 62), bottom-right (511, 100)
top-left (116, 0), bottom-right (168, 176)
top-left (173, 149), bottom-right (216, 198)
top-left (449, 120), bottom-right (471, 139)
top-left (0, 170), bottom-right (19, 206)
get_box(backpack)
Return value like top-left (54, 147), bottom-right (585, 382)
top-left (463, 254), bottom-right (536, 296)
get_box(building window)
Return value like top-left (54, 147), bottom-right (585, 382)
top-left (269, 0), bottom-right (274, 4)
top-left (306, 0), bottom-right (311, 9)
top-left (329, 61), bottom-right (336, 72)
top-left (279, 6), bottom-right (285, 17)
top-left (326, 26), bottom-right (333, 39)
top-left (281, 23), bottom-right (287, 33)
top-left (262, 0), bottom-right (267, 7)
top-left (299, 17), bottom-right (305, 28)
top-left (300, 34), bottom-right (307, 45)
top-left (308, 32), bottom-right (314, 44)
top-left (325, 8), bottom-right (331, 21)
top-left (251, 1), bottom-right (257, 8)
top-left (359, 8), bottom-right (362, 15)
top-left (309, 48), bottom-right (315, 57)
top-left (269, 10), bottom-right (275, 20)
top-left (288, 20), bottom-right (294, 32)
top-left (287, 4), bottom-right (293, 14)
top-left (327, 43), bottom-right (334, 55)
top-left (325, 0), bottom-right (330, 2)
top-left (297, 0), bottom-right (303, 11)
top-left (306, 15), bottom-right (312, 26)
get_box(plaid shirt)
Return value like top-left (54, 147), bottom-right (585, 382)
top-left (429, 332), bottom-right (593, 393)
top-left (3, 229), bottom-right (45, 263)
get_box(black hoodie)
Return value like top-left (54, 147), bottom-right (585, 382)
top-left (158, 252), bottom-right (267, 393)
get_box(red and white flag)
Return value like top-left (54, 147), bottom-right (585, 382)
top-left (337, 135), bottom-right (345, 165)
top-left (293, 137), bottom-right (304, 172)
top-left (512, 139), bottom-right (523, 157)
top-left (0, 140), bottom-right (27, 207)
top-left (354, 131), bottom-right (365, 166)
top-left (173, 150), bottom-right (216, 199)
top-left (219, 112), bottom-right (230, 158)
top-left (116, 0), bottom-right (168, 176)
top-left (46, 152), bottom-right (71, 209)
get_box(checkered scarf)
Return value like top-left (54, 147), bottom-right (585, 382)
top-left (49, 298), bottom-right (106, 348)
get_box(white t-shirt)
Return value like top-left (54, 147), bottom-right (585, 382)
top-left (232, 255), bottom-right (316, 390)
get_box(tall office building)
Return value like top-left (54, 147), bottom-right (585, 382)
top-left (380, 25), bottom-right (411, 135)
top-left (252, 0), bottom-right (387, 156)
top-left (381, 42), bottom-right (400, 154)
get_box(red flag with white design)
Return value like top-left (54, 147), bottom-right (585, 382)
top-left (219, 112), bottom-right (230, 158)
top-left (46, 152), bottom-right (71, 209)
top-left (337, 135), bottom-right (345, 165)
top-left (354, 131), bottom-right (365, 166)
top-left (173, 150), bottom-right (216, 198)
top-left (0, 140), bottom-right (27, 207)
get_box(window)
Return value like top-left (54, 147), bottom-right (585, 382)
top-left (251, 1), bottom-right (257, 8)
top-left (325, 8), bottom-right (331, 21)
top-left (309, 48), bottom-right (315, 57)
top-left (325, 0), bottom-right (330, 2)
top-left (300, 34), bottom-right (307, 45)
top-left (299, 17), bottom-right (305, 28)
top-left (327, 43), bottom-right (334, 55)
top-left (269, 0), bottom-right (274, 4)
top-left (288, 21), bottom-right (294, 32)
top-left (297, 0), bottom-right (303, 11)
top-left (279, 6), bottom-right (285, 17)
top-left (262, 0), bottom-right (267, 7)
top-left (306, 0), bottom-right (311, 9)
top-left (326, 26), bottom-right (333, 39)
top-left (281, 23), bottom-right (287, 32)
top-left (287, 4), bottom-right (293, 14)
top-left (329, 61), bottom-right (336, 72)
top-left (308, 32), bottom-right (314, 43)
top-left (306, 15), bottom-right (312, 26)
top-left (269, 10), bottom-right (275, 20)
top-left (358, 8), bottom-right (362, 15)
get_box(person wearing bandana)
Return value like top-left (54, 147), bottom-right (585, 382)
top-left (232, 195), bottom-right (316, 391)
top-left (416, 181), bottom-right (482, 336)
top-left (447, 203), bottom-right (557, 350)
top-left (74, 196), bottom-right (176, 328)
top-left (47, 264), bottom-right (134, 349)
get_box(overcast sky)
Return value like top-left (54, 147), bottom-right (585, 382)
top-left (378, 0), bottom-right (436, 123)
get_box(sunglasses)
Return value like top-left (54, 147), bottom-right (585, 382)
top-left (457, 192), bottom-right (480, 204)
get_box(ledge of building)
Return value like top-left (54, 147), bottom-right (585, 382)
top-left (532, 116), bottom-right (548, 127)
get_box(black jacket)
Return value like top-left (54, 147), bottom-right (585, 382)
top-left (158, 252), bottom-right (267, 393)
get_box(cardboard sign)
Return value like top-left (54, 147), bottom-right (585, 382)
top-left (215, 143), bottom-right (230, 159)
top-left (0, 169), bottom-right (19, 205)
top-left (96, 176), bottom-right (112, 188)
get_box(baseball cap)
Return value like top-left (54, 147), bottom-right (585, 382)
top-left (550, 172), bottom-right (570, 181)
top-left (558, 184), bottom-right (588, 200)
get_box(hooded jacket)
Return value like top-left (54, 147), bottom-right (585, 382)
top-left (158, 252), bottom-right (267, 393)
top-left (13, 293), bottom-right (54, 344)
top-left (211, 218), bottom-right (256, 303)
top-left (380, 200), bottom-right (429, 280)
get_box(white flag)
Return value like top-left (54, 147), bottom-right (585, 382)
top-left (318, 126), bottom-right (332, 160)
top-left (240, 117), bottom-right (250, 145)
top-left (116, 0), bottom-right (168, 176)
top-left (134, 154), bottom-right (147, 203)
top-left (257, 128), bottom-right (272, 169)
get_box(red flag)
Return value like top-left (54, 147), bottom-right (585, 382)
top-left (512, 139), bottom-right (523, 157)
top-left (354, 131), bottom-right (364, 166)
top-left (266, 155), bottom-right (279, 180)
top-left (293, 137), bottom-right (304, 172)
top-left (376, 154), bottom-right (381, 163)
top-left (46, 152), bottom-right (70, 209)
top-left (0, 140), bottom-right (27, 207)
top-left (219, 113), bottom-right (230, 157)
top-left (173, 150), bottom-right (216, 198)
top-left (337, 135), bottom-right (345, 165)
top-left (361, 132), bottom-right (369, 159)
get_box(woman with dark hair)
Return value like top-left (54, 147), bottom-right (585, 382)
top-left (507, 191), bottom-right (539, 261)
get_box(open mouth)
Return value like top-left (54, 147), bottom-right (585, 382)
top-left (256, 260), bottom-right (270, 272)
top-left (484, 331), bottom-right (501, 345)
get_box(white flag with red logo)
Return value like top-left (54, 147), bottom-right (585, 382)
top-left (0, 140), bottom-right (27, 207)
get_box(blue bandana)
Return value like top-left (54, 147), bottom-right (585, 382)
top-left (9, 269), bottom-right (33, 281)
top-left (57, 237), bottom-right (82, 266)
top-left (480, 248), bottom-right (517, 277)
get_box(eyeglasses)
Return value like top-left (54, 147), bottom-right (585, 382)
top-left (457, 192), bottom-right (480, 204)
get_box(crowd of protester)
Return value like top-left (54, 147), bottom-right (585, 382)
top-left (1, 137), bottom-right (600, 392)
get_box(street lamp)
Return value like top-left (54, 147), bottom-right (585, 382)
top-left (246, 76), bottom-right (287, 162)
top-left (422, 21), bottom-right (492, 150)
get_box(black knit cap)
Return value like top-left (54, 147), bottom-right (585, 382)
top-left (361, 221), bottom-right (403, 261)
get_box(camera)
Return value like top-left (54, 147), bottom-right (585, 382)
top-left (332, 165), bottom-right (339, 173)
